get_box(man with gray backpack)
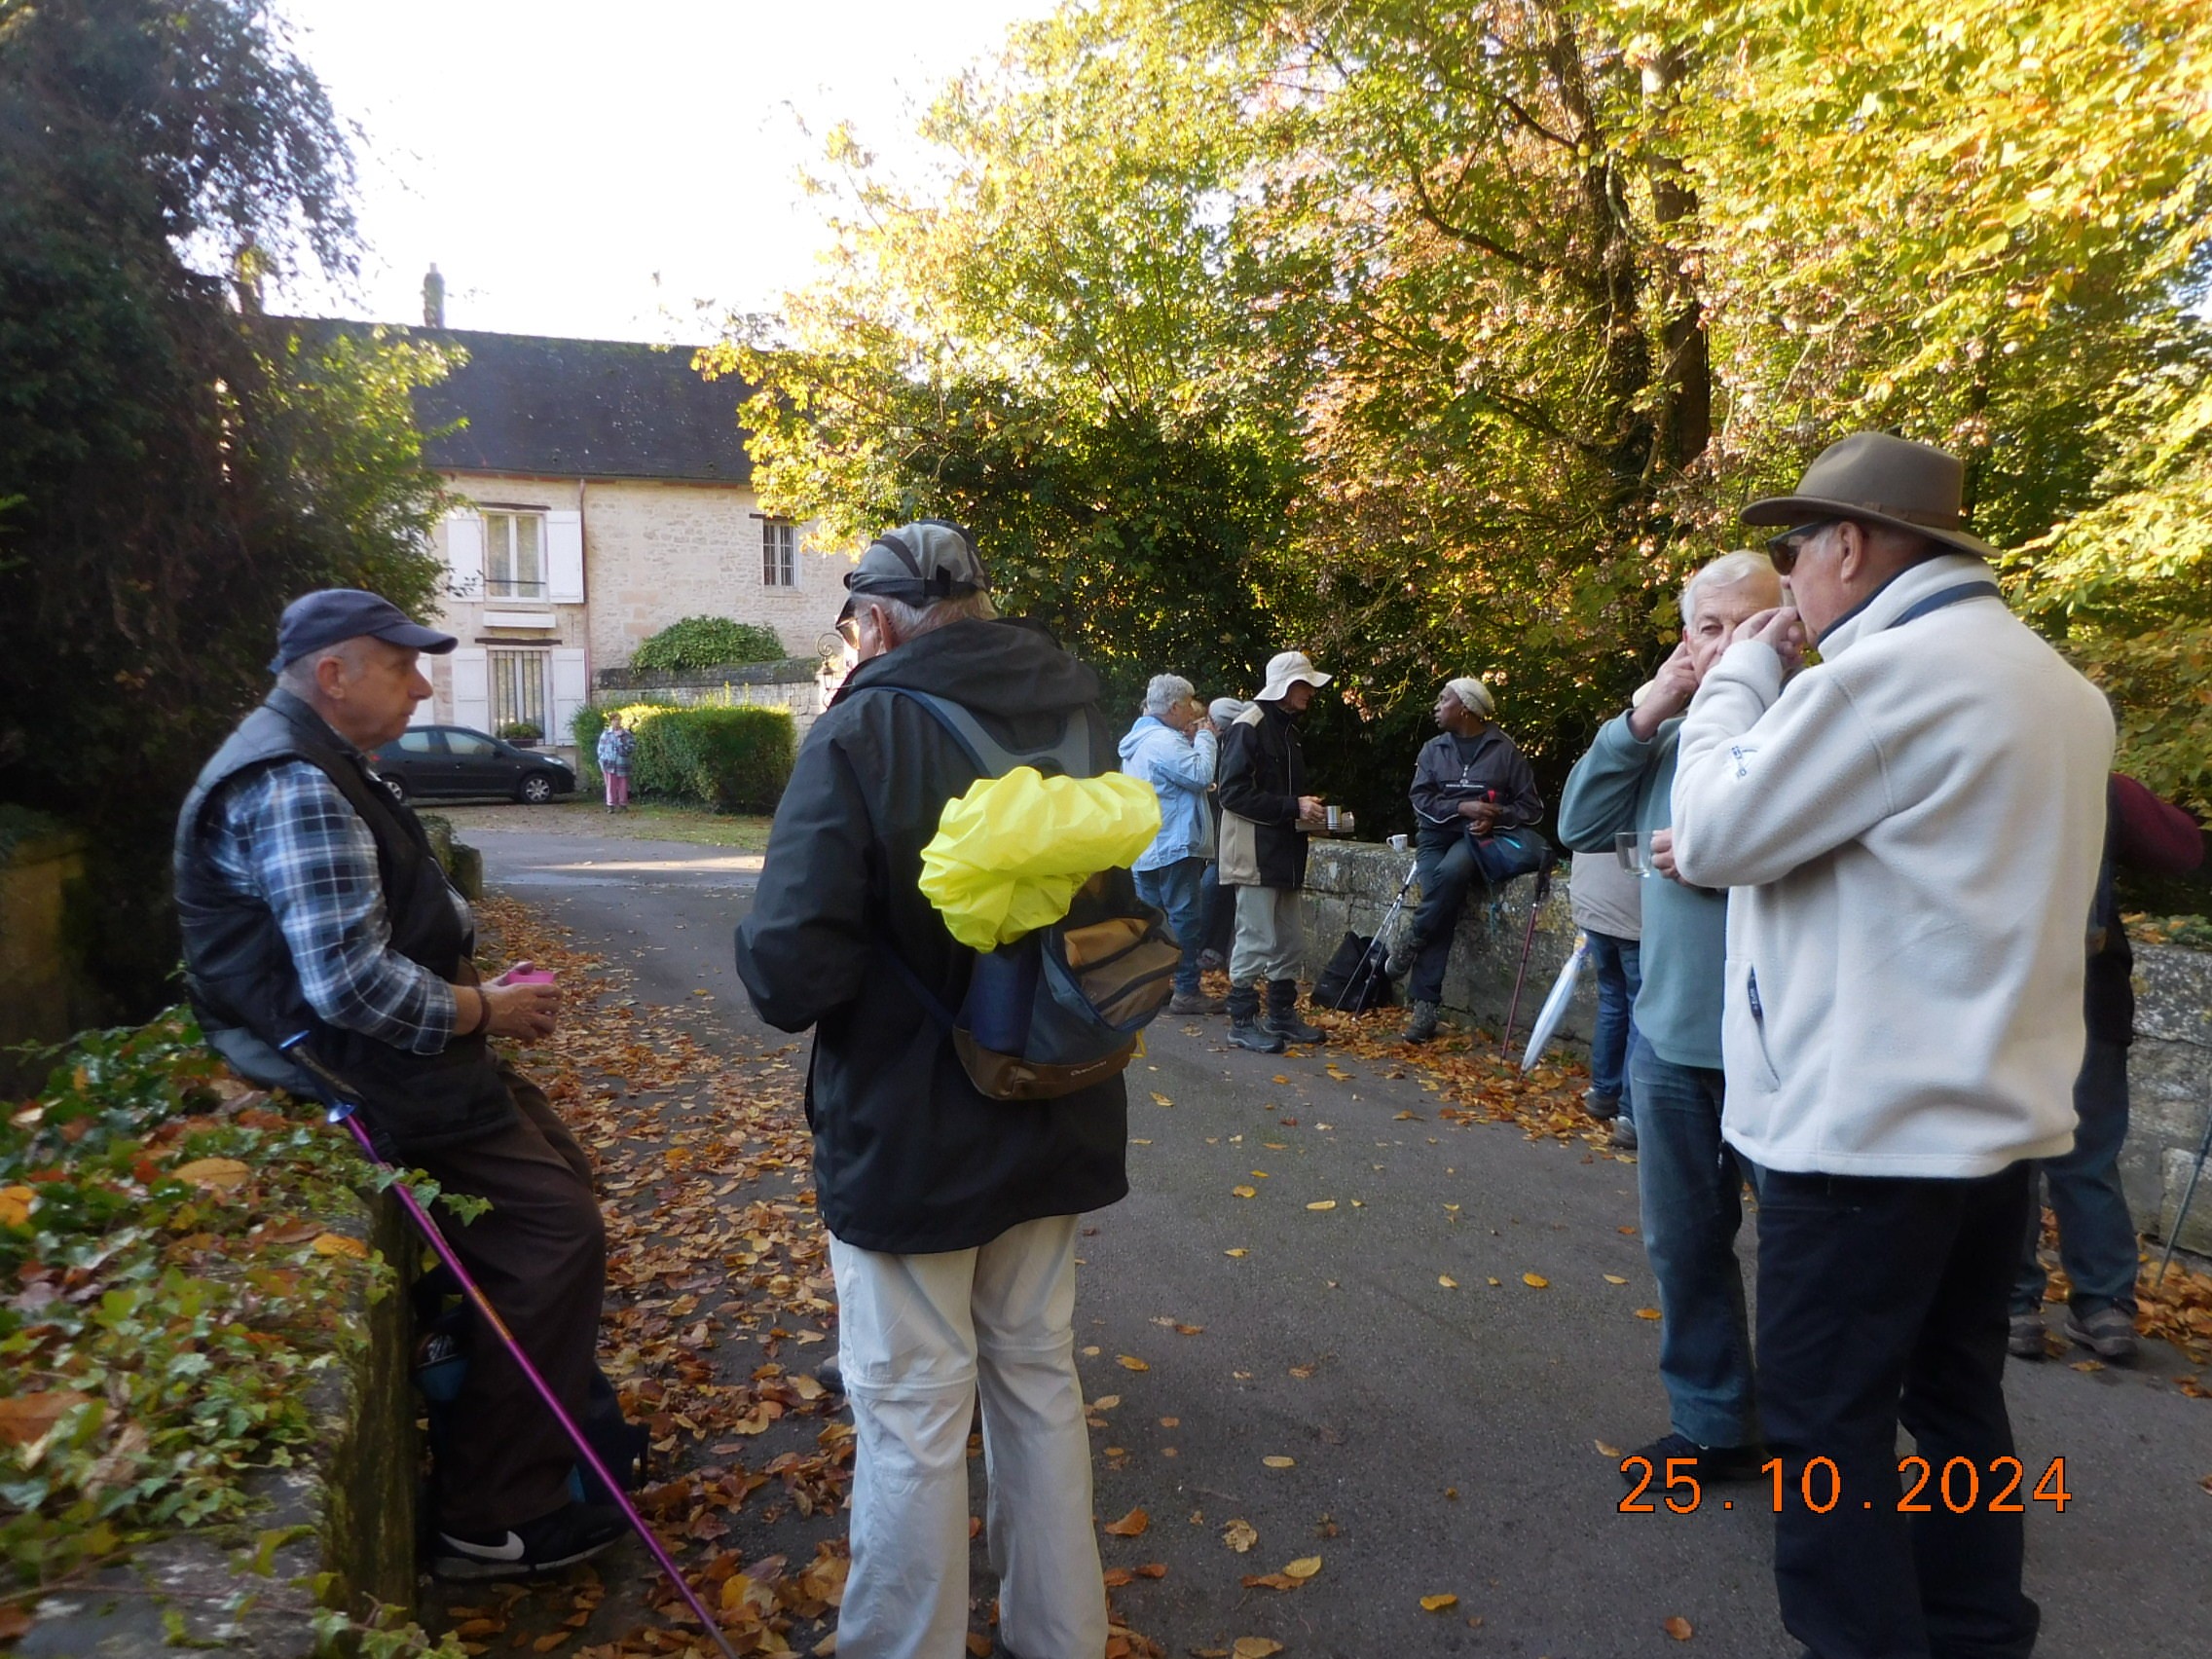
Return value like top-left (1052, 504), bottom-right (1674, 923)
top-left (735, 521), bottom-right (1136, 1659)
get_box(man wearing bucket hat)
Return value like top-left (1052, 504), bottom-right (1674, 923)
top-left (737, 522), bottom-right (1125, 1659)
top-left (1670, 434), bottom-right (2113, 1658)
top-left (1216, 650), bottom-right (1335, 1051)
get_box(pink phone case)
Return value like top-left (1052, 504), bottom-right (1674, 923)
top-left (505, 969), bottom-right (557, 986)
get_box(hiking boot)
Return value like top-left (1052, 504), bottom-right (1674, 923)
top-left (1401, 1000), bottom-right (1441, 1044)
top-left (1263, 979), bottom-right (1326, 1045)
top-left (1198, 948), bottom-right (1227, 974)
top-left (1227, 986), bottom-right (1284, 1053)
top-left (2007, 1310), bottom-right (2046, 1360)
top-left (1168, 990), bottom-right (1227, 1016)
top-left (1229, 1017), bottom-right (1285, 1053)
top-left (1625, 1432), bottom-right (1764, 1485)
top-left (2063, 1304), bottom-right (2138, 1363)
top-left (1583, 1089), bottom-right (1620, 1122)
top-left (434, 1500), bottom-right (629, 1581)
top-left (1383, 931), bottom-right (1415, 980)
top-left (1610, 1117), bottom-right (1639, 1152)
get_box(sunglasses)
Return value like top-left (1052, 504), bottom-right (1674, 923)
top-left (836, 614), bottom-right (864, 648)
top-left (1766, 520), bottom-right (1835, 575)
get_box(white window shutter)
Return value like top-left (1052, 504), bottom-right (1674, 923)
top-left (445, 511), bottom-right (485, 600)
top-left (546, 510), bottom-right (585, 603)
top-left (550, 648), bottom-right (589, 744)
top-left (450, 647), bottom-right (491, 734)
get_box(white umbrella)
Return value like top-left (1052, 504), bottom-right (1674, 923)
top-left (1520, 934), bottom-right (1589, 1073)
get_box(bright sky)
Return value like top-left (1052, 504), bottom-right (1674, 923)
top-left (266, 0), bottom-right (1048, 344)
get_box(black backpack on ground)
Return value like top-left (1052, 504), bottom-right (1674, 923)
top-left (1315, 930), bottom-right (1393, 1013)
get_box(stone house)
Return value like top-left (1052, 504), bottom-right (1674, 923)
top-left (362, 322), bottom-right (844, 749)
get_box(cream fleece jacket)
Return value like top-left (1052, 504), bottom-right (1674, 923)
top-left (1671, 553), bottom-right (2115, 1177)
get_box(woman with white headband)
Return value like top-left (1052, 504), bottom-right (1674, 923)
top-left (1389, 676), bottom-right (1543, 1042)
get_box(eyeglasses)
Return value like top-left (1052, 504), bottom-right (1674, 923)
top-left (1767, 520), bottom-right (1835, 575)
top-left (836, 615), bottom-right (863, 649)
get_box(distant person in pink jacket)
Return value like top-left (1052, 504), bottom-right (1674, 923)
top-left (595, 714), bottom-right (635, 812)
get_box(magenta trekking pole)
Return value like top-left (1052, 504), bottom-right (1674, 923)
top-left (280, 1037), bottom-right (740, 1659)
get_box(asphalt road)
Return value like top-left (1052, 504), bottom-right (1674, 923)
top-left (466, 811), bottom-right (2212, 1659)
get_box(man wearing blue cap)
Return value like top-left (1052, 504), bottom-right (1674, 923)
top-left (173, 590), bottom-right (625, 1580)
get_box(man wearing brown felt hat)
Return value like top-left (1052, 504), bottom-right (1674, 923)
top-left (1670, 431), bottom-right (2114, 1659)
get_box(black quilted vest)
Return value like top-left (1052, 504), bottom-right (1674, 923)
top-left (172, 690), bottom-right (513, 1155)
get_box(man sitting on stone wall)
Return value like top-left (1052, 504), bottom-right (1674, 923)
top-left (173, 590), bottom-right (619, 1581)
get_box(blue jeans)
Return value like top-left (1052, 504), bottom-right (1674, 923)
top-left (1629, 1035), bottom-right (1758, 1448)
top-left (1407, 826), bottom-right (1485, 1005)
top-left (1134, 856), bottom-right (1206, 996)
top-left (1584, 931), bottom-right (1641, 1119)
top-left (2013, 1037), bottom-right (2138, 1316)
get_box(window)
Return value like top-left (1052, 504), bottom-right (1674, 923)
top-left (488, 651), bottom-right (549, 738)
top-left (483, 511), bottom-right (547, 599)
top-left (762, 518), bottom-right (797, 587)
top-left (445, 730), bottom-right (498, 756)
top-left (394, 730), bottom-right (441, 755)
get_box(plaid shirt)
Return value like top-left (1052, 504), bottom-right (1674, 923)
top-left (203, 760), bottom-right (465, 1053)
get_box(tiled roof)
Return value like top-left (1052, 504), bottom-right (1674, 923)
top-left (290, 320), bottom-right (756, 483)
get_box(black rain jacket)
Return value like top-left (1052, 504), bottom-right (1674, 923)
top-left (733, 619), bottom-right (1129, 1253)
top-left (1215, 699), bottom-right (1310, 890)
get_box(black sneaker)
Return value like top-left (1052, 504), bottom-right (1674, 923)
top-left (2007, 1310), bottom-right (2046, 1360)
top-left (433, 1500), bottom-right (629, 1581)
top-left (1626, 1431), bottom-right (1764, 1484)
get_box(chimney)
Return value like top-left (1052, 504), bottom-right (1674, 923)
top-left (423, 263), bottom-right (445, 328)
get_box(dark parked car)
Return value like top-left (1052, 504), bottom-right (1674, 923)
top-left (365, 725), bottom-right (576, 805)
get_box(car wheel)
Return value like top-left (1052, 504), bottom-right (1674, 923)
top-left (517, 772), bottom-right (556, 805)
top-left (381, 774), bottom-right (407, 804)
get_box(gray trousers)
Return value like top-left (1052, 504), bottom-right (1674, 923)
top-left (1230, 886), bottom-right (1305, 986)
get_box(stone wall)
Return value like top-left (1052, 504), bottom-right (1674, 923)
top-left (0, 822), bottom-right (92, 1098)
top-left (1301, 840), bottom-right (2212, 1253)
top-left (1302, 839), bottom-right (1589, 1040)
top-left (18, 1187), bottom-right (415, 1656)
top-left (594, 657), bottom-right (833, 746)
top-left (2124, 944), bottom-right (2212, 1255)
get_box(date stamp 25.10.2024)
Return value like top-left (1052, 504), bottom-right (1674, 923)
top-left (1619, 1455), bottom-right (2072, 1516)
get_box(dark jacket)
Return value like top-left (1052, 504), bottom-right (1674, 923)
top-left (1410, 724), bottom-right (1541, 830)
top-left (732, 618), bottom-right (1128, 1253)
top-left (1215, 699), bottom-right (1309, 889)
top-left (2087, 773), bottom-right (2204, 1045)
top-left (172, 690), bottom-right (513, 1157)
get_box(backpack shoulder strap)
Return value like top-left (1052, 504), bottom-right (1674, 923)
top-left (884, 688), bottom-right (1092, 778)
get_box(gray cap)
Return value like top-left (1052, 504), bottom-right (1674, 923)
top-left (269, 589), bottom-right (457, 673)
top-left (839, 520), bottom-right (990, 623)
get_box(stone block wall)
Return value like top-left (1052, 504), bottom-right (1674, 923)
top-left (1300, 840), bottom-right (2212, 1252)
top-left (596, 659), bottom-right (833, 746)
top-left (18, 1188), bottom-right (416, 1656)
top-left (1301, 840), bottom-right (1589, 1041)
top-left (2124, 943), bottom-right (2212, 1255)
top-left (0, 824), bottom-right (92, 1098)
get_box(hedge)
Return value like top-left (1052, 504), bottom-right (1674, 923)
top-left (629, 616), bottom-right (787, 673)
top-left (570, 701), bottom-right (794, 814)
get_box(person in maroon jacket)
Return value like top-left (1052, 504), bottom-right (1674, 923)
top-left (2010, 773), bottom-right (2204, 1363)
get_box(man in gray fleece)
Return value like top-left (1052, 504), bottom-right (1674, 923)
top-left (1557, 550), bottom-right (1780, 1483)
